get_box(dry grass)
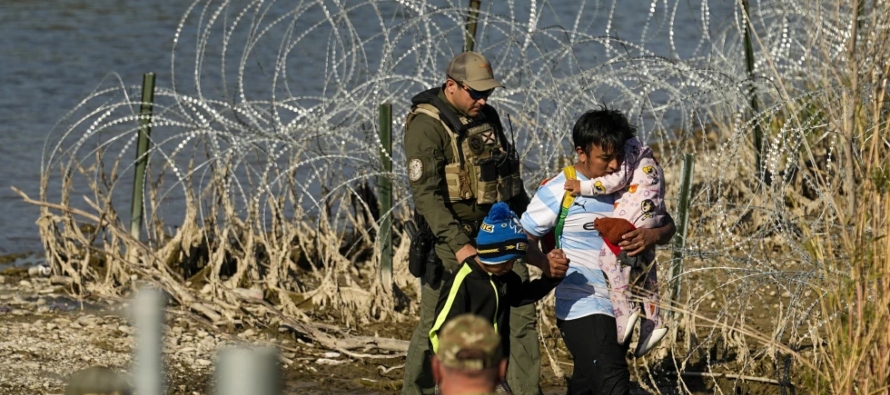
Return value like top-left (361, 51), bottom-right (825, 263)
top-left (648, 1), bottom-right (890, 392)
top-left (17, 0), bottom-right (890, 392)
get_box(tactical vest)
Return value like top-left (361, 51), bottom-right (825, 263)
top-left (406, 100), bottom-right (523, 205)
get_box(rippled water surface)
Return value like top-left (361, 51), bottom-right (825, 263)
top-left (0, 0), bottom-right (733, 254)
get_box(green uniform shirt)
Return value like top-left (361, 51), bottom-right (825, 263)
top-left (404, 88), bottom-right (529, 257)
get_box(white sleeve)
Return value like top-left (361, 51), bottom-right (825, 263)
top-left (580, 180), bottom-right (596, 196)
top-left (519, 181), bottom-right (561, 237)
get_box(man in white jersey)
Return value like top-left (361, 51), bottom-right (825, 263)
top-left (520, 108), bottom-right (676, 395)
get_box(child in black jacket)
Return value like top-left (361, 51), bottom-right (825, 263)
top-left (428, 202), bottom-right (560, 391)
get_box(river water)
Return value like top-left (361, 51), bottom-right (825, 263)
top-left (0, 0), bottom-right (735, 255)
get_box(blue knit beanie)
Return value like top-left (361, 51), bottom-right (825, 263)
top-left (475, 202), bottom-right (528, 265)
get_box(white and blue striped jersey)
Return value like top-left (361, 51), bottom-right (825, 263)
top-left (520, 171), bottom-right (615, 321)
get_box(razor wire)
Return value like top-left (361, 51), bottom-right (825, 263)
top-left (37, 0), bottom-right (887, 382)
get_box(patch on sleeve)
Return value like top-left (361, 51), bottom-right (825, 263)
top-left (408, 158), bottom-right (424, 182)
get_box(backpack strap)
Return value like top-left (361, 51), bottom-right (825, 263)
top-left (553, 166), bottom-right (577, 249)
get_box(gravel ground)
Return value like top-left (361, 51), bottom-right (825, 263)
top-left (0, 274), bottom-right (406, 395)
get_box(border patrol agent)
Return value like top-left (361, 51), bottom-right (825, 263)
top-left (403, 52), bottom-right (558, 395)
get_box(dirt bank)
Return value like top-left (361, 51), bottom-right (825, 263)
top-left (1, 264), bottom-right (789, 394)
top-left (0, 270), bottom-right (574, 395)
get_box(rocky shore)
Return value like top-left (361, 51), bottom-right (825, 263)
top-left (1, 275), bottom-right (132, 394)
top-left (0, 273), bottom-right (409, 395)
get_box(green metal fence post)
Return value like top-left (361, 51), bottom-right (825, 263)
top-left (742, 0), bottom-right (765, 182)
top-left (130, 72), bottom-right (156, 240)
top-left (669, 153), bottom-right (695, 320)
top-left (464, 0), bottom-right (482, 52)
top-left (379, 103), bottom-right (393, 290)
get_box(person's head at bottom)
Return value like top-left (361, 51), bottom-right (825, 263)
top-left (432, 314), bottom-right (506, 394)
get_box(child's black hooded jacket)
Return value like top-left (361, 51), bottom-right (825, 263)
top-left (429, 258), bottom-right (560, 356)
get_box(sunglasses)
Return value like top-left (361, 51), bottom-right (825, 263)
top-left (461, 84), bottom-right (494, 101)
top-left (449, 77), bottom-right (494, 101)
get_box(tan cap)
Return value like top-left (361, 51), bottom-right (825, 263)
top-left (437, 314), bottom-right (502, 370)
top-left (446, 52), bottom-right (504, 91)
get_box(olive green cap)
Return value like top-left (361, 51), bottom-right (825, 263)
top-left (437, 314), bottom-right (502, 370)
top-left (446, 52), bottom-right (504, 91)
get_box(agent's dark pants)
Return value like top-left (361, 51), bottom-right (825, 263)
top-left (401, 258), bottom-right (541, 395)
top-left (557, 314), bottom-right (630, 395)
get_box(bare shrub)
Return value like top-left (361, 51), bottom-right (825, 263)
top-left (22, 0), bottom-right (890, 391)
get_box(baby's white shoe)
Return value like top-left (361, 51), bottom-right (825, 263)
top-left (620, 311), bottom-right (640, 344)
top-left (635, 327), bottom-right (668, 357)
